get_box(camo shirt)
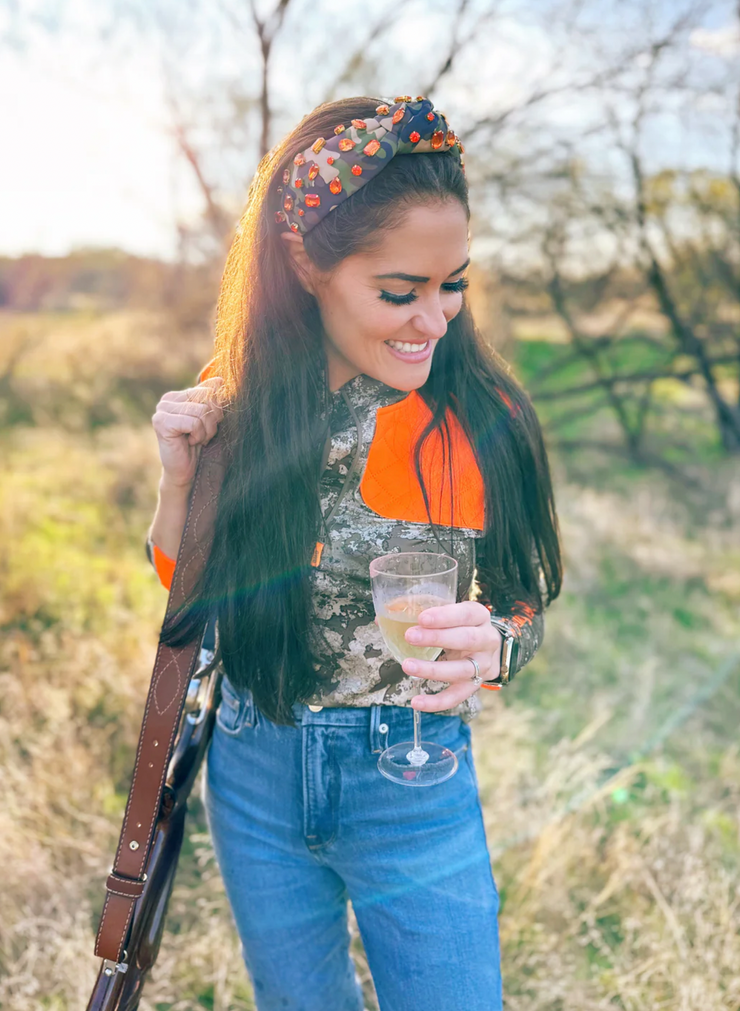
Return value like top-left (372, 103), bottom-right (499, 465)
top-left (148, 371), bottom-right (546, 724)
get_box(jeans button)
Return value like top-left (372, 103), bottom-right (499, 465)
top-left (378, 722), bottom-right (389, 734)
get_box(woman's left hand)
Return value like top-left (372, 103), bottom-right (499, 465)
top-left (400, 601), bottom-right (503, 712)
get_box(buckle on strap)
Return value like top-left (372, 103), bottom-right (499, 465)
top-left (102, 949), bottom-right (129, 976)
top-left (105, 871), bottom-right (148, 899)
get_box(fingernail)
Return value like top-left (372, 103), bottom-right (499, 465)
top-left (406, 629), bottom-right (421, 642)
top-left (404, 660), bottom-right (418, 674)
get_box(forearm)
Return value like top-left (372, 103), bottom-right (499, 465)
top-left (147, 473), bottom-right (192, 580)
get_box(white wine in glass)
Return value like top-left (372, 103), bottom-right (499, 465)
top-left (370, 551), bottom-right (459, 787)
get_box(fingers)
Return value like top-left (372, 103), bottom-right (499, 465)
top-left (411, 679), bottom-right (480, 713)
top-left (416, 600), bottom-right (490, 628)
top-left (152, 400), bottom-right (222, 446)
top-left (404, 622), bottom-right (493, 653)
top-left (401, 652), bottom-right (493, 683)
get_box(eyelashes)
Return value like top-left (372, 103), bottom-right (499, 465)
top-left (378, 276), bottom-right (469, 306)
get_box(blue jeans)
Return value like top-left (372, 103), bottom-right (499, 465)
top-left (202, 673), bottom-right (503, 1011)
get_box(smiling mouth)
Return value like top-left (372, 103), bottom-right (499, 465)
top-left (384, 339), bottom-right (430, 353)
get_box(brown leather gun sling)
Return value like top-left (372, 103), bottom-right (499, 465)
top-left (93, 434), bottom-right (225, 973)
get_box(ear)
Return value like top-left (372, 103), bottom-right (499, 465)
top-left (279, 231), bottom-right (317, 295)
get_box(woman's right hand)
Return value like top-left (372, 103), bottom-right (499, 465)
top-left (151, 376), bottom-right (225, 490)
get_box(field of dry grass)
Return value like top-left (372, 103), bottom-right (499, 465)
top-left (1, 309), bottom-right (738, 1010)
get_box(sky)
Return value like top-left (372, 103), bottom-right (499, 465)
top-left (2, 0), bottom-right (738, 263)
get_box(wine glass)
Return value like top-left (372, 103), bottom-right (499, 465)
top-left (369, 551), bottom-right (459, 787)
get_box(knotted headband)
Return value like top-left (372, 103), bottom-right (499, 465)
top-left (274, 95), bottom-right (465, 236)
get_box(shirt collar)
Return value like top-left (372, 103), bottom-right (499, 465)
top-left (330, 371), bottom-right (411, 411)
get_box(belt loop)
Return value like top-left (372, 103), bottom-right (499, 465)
top-left (369, 705), bottom-right (389, 755)
top-left (243, 688), bottom-right (256, 728)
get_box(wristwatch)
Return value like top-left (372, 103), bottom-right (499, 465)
top-left (484, 616), bottom-right (520, 686)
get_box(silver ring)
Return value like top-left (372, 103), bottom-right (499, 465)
top-left (466, 656), bottom-right (483, 687)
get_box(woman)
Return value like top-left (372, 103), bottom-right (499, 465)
top-left (147, 96), bottom-right (562, 1011)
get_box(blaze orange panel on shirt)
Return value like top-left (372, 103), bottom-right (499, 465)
top-left (152, 542), bottom-right (176, 591)
top-left (359, 391), bottom-right (485, 531)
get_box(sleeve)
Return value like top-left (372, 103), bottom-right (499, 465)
top-left (146, 534), bottom-right (176, 591)
top-left (473, 540), bottom-right (547, 680)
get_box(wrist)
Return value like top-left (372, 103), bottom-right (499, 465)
top-left (484, 613), bottom-right (520, 687)
top-left (159, 472), bottom-right (194, 497)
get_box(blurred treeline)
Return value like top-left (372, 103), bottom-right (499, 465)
top-left (1, 0), bottom-right (740, 1009)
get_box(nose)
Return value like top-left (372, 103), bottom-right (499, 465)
top-left (410, 295), bottom-right (449, 341)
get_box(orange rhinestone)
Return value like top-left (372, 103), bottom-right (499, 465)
top-left (431, 130), bottom-right (444, 149)
top-left (415, 95), bottom-right (425, 101)
top-left (294, 152), bottom-right (306, 166)
top-left (446, 130), bottom-right (456, 146)
top-left (409, 130), bottom-right (420, 143)
top-left (283, 195), bottom-right (293, 211)
top-left (298, 208), bottom-right (304, 215)
top-left (351, 119), bottom-right (367, 130)
top-left (338, 138), bottom-right (356, 152)
top-left (312, 137), bottom-right (326, 153)
top-left (275, 210), bottom-right (286, 223)
top-left (426, 112), bottom-right (435, 121)
top-left (329, 177), bottom-right (342, 194)
top-left (392, 108), bottom-right (405, 125)
top-left (376, 104), bottom-right (390, 115)
top-left (351, 165), bottom-right (362, 176)
top-left (290, 222), bottom-right (299, 232)
top-left (363, 138), bottom-right (380, 156)
top-left (327, 156), bottom-right (335, 165)
top-left (334, 124), bottom-right (346, 134)
top-left (308, 163), bottom-right (320, 180)
top-left (305, 193), bottom-right (320, 208)
top-left (394, 95), bottom-right (411, 102)
top-left (295, 178), bottom-right (303, 187)
top-left (283, 168), bottom-right (291, 184)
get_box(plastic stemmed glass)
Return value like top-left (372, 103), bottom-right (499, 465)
top-left (369, 551), bottom-right (459, 786)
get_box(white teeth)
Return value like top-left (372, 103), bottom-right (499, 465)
top-left (385, 340), bottom-right (429, 353)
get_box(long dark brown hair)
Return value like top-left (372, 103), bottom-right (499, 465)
top-left (160, 96), bottom-right (563, 726)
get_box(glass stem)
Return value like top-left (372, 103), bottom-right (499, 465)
top-left (413, 684), bottom-right (423, 750)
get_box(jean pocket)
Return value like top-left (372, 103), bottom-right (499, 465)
top-left (215, 671), bottom-right (256, 736)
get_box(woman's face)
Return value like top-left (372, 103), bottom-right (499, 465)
top-left (282, 200), bottom-right (470, 392)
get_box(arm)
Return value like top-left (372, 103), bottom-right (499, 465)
top-left (473, 541), bottom-right (547, 680)
top-left (146, 477), bottom-right (190, 590)
top-left (147, 363), bottom-right (224, 590)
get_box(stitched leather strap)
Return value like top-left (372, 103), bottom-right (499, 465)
top-left (93, 436), bottom-right (225, 963)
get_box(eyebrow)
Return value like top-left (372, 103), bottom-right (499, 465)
top-left (373, 257), bottom-right (470, 283)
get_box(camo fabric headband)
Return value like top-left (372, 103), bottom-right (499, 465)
top-left (274, 95), bottom-right (465, 236)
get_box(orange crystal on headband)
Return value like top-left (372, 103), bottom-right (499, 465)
top-left (392, 108), bottom-right (405, 125)
top-left (329, 177), bottom-right (342, 194)
top-left (431, 130), bottom-right (444, 149)
top-left (308, 163), bottom-right (320, 180)
top-left (351, 165), bottom-right (362, 175)
top-left (363, 139), bottom-right (380, 156)
top-left (312, 137), bottom-right (326, 153)
top-left (409, 131), bottom-right (420, 143)
top-left (338, 138), bottom-right (356, 151)
top-left (304, 193), bottom-right (321, 208)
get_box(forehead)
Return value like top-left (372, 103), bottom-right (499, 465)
top-left (352, 201), bottom-right (469, 274)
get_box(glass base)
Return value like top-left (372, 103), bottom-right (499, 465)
top-left (377, 740), bottom-right (459, 787)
